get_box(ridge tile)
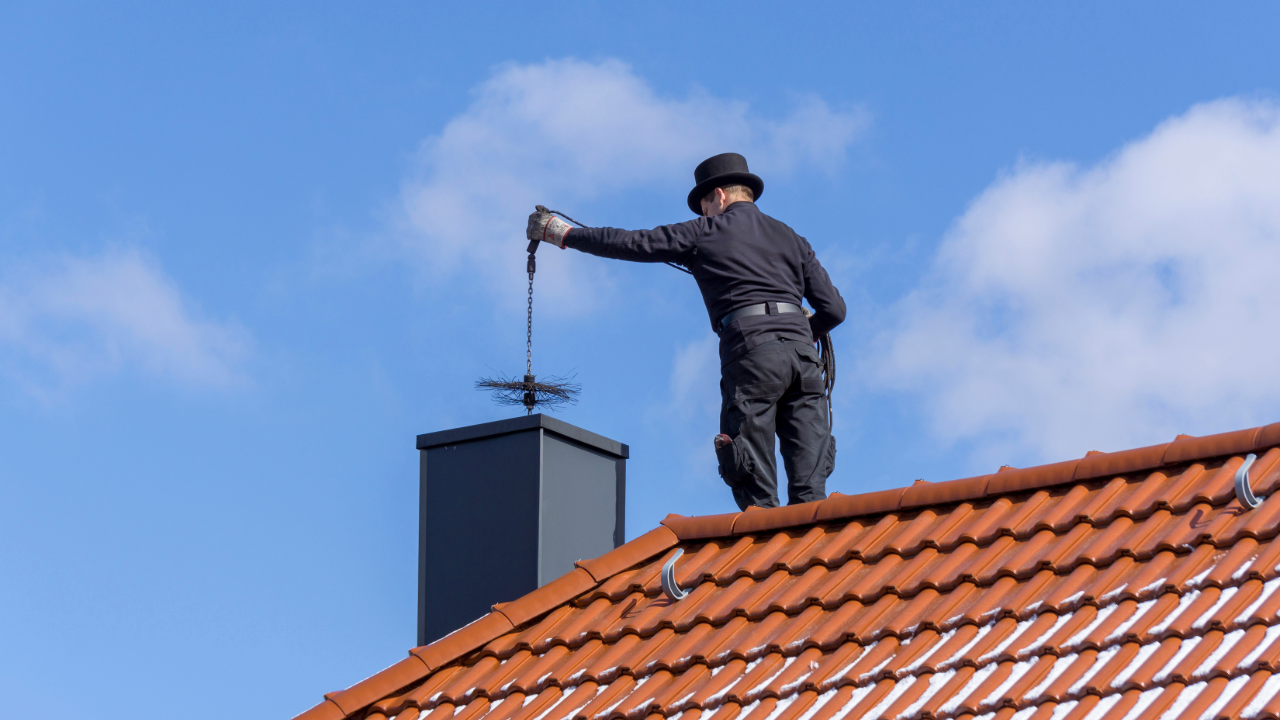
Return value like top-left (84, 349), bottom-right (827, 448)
top-left (731, 503), bottom-right (818, 535)
top-left (662, 513), bottom-right (738, 540)
top-left (987, 460), bottom-right (1080, 496)
top-left (900, 474), bottom-right (991, 509)
top-left (495, 568), bottom-right (595, 629)
top-left (411, 612), bottom-right (514, 671)
top-left (813, 487), bottom-right (903, 522)
top-left (1163, 427), bottom-right (1262, 465)
top-left (576, 526), bottom-right (679, 583)
top-left (1074, 442), bottom-right (1169, 482)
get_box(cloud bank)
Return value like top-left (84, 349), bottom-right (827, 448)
top-left (875, 98), bottom-right (1280, 462)
top-left (0, 247), bottom-right (250, 398)
top-left (396, 58), bottom-right (868, 308)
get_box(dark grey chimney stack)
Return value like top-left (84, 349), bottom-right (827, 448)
top-left (415, 414), bottom-right (627, 646)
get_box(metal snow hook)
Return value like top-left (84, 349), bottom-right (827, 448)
top-left (1236, 453), bottom-right (1263, 509)
top-left (661, 548), bottom-right (690, 602)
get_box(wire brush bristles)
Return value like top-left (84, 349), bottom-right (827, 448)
top-left (476, 373), bottom-right (581, 413)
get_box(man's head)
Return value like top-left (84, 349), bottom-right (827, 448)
top-left (687, 153), bottom-right (764, 216)
top-left (700, 184), bottom-right (756, 217)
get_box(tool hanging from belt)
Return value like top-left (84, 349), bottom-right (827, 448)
top-left (810, 326), bottom-right (837, 482)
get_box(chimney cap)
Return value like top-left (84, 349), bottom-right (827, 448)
top-left (416, 413), bottom-right (629, 458)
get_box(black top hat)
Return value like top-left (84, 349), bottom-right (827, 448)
top-left (687, 153), bottom-right (765, 215)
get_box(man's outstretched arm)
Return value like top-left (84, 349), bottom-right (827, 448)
top-left (528, 209), bottom-right (700, 264)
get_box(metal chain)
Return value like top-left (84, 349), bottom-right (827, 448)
top-left (519, 205), bottom-right (694, 392)
top-left (526, 261), bottom-right (534, 376)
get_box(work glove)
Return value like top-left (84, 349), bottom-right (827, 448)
top-left (527, 209), bottom-right (572, 248)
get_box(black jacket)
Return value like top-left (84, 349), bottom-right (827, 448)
top-left (565, 202), bottom-right (846, 364)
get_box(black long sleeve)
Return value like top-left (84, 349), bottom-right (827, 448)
top-left (566, 202), bottom-right (845, 364)
top-left (801, 242), bottom-right (847, 339)
top-left (563, 219), bottom-right (701, 264)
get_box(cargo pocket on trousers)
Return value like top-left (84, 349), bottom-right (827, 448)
top-left (822, 434), bottom-right (837, 478)
top-left (716, 435), bottom-right (754, 488)
top-left (796, 345), bottom-right (825, 393)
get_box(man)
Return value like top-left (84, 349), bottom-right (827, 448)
top-left (527, 153), bottom-right (846, 509)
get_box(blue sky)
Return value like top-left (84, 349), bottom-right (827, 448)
top-left (3, 3), bottom-right (1280, 718)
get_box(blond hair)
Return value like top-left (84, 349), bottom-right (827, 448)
top-left (703, 184), bottom-right (755, 204)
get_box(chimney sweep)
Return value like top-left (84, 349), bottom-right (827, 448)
top-left (526, 153), bottom-right (846, 510)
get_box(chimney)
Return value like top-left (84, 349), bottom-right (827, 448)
top-left (415, 414), bottom-right (627, 646)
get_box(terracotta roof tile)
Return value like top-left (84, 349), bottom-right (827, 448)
top-left (292, 421), bottom-right (1280, 720)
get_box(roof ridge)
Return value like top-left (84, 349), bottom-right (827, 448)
top-left (660, 422), bottom-right (1280, 541)
top-left (293, 421), bottom-right (1280, 720)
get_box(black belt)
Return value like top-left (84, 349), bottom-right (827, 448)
top-left (719, 302), bottom-right (804, 330)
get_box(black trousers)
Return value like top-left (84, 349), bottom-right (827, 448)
top-left (716, 338), bottom-right (835, 509)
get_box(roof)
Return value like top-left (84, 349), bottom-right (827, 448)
top-left (294, 422), bottom-right (1280, 720)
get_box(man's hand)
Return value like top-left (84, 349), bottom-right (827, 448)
top-left (802, 306), bottom-right (818, 343)
top-left (527, 210), bottom-right (572, 249)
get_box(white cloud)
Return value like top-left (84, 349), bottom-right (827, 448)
top-left (874, 98), bottom-right (1280, 462)
top-left (395, 58), bottom-right (868, 309)
top-left (0, 247), bottom-right (250, 398)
